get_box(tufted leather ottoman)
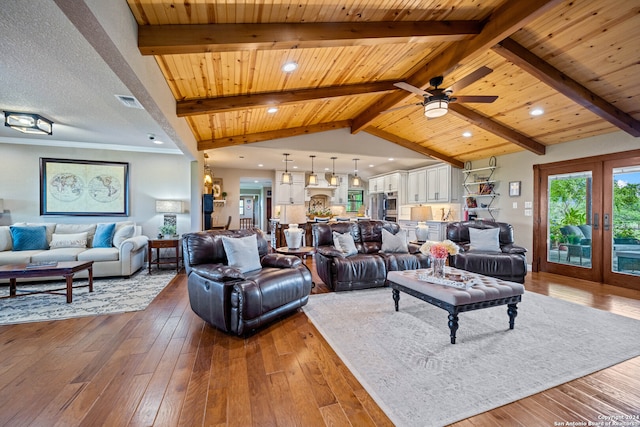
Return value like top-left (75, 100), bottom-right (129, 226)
top-left (387, 268), bottom-right (525, 344)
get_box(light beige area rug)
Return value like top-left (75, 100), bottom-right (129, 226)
top-left (303, 288), bottom-right (640, 426)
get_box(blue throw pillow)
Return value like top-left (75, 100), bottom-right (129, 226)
top-left (93, 223), bottom-right (116, 248)
top-left (10, 226), bottom-right (48, 251)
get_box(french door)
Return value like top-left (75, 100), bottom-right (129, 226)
top-left (534, 150), bottom-right (640, 290)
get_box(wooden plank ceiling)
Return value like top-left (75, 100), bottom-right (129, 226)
top-left (127, 0), bottom-right (640, 166)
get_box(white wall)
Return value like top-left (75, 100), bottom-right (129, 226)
top-left (0, 143), bottom-right (192, 237)
top-left (492, 131), bottom-right (640, 263)
top-left (206, 167), bottom-right (275, 230)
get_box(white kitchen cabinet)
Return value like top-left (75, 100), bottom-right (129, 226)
top-left (426, 164), bottom-right (461, 203)
top-left (399, 220), bottom-right (449, 243)
top-left (369, 176), bottom-right (384, 193)
top-left (332, 174), bottom-right (349, 204)
top-left (407, 168), bottom-right (427, 203)
top-left (275, 171), bottom-right (305, 205)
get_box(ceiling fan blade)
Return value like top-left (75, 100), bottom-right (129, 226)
top-left (447, 66), bottom-right (494, 93)
top-left (452, 95), bottom-right (499, 103)
top-left (394, 82), bottom-right (432, 97)
top-left (380, 102), bottom-right (423, 114)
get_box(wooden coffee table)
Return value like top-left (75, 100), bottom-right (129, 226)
top-left (0, 261), bottom-right (94, 303)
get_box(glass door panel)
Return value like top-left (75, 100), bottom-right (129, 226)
top-left (537, 161), bottom-right (601, 282)
top-left (603, 158), bottom-right (640, 289)
top-left (547, 172), bottom-right (593, 268)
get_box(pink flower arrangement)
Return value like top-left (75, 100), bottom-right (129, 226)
top-left (419, 240), bottom-right (459, 259)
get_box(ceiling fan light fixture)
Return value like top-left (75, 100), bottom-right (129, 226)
top-left (423, 99), bottom-right (448, 118)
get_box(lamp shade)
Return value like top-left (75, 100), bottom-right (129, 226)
top-left (156, 200), bottom-right (183, 214)
top-left (282, 204), bottom-right (307, 225)
top-left (411, 205), bottom-right (433, 222)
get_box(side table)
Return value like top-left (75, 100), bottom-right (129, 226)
top-left (275, 246), bottom-right (316, 287)
top-left (148, 238), bottom-right (181, 274)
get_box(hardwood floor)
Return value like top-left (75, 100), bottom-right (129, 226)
top-left (1, 261), bottom-right (639, 426)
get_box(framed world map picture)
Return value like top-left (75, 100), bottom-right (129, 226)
top-left (40, 158), bottom-right (129, 216)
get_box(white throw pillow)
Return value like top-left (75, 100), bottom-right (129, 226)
top-left (332, 231), bottom-right (358, 257)
top-left (221, 234), bottom-right (262, 273)
top-left (381, 228), bottom-right (408, 253)
top-left (0, 226), bottom-right (12, 251)
top-left (468, 227), bottom-right (501, 252)
top-left (113, 224), bottom-right (135, 249)
top-left (49, 232), bottom-right (88, 249)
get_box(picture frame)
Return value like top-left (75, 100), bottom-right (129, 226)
top-left (212, 177), bottom-right (223, 200)
top-left (509, 181), bottom-right (521, 197)
top-left (40, 158), bottom-right (129, 216)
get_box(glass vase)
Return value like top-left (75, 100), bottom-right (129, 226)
top-left (431, 257), bottom-right (446, 278)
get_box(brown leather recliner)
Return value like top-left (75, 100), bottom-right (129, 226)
top-left (446, 220), bottom-right (527, 283)
top-left (182, 228), bottom-right (312, 335)
top-left (313, 220), bottom-right (430, 291)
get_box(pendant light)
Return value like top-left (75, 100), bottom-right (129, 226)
top-left (329, 157), bottom-right (339, 187)
top-left (281, 153), bottom-right (292, 184)
top-left (308, 155), bottom-right (318, 186)
top-left (352, 158), bottom-right (361, 187)
top-left (203, 153), bottom-right (213, 194)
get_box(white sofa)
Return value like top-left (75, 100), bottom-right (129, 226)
top-left (0, 221), bottom-right (149, 281)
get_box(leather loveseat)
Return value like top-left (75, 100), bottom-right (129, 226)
top-left (446, 220), bottom-right (527, 283)
top-left (312, 220), bottom-right (430, 291)
top-left (182, 228), bottom-right (312, 335)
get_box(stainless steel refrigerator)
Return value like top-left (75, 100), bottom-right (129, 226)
top-left (369, 193), bottom-right (385, 220)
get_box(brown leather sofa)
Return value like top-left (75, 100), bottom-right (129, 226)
top-left (446, 220), bottom-right (527, 283)
top-left (182, 228), bottom-right (312, 335)
top-left (312, 220), bottom-right (430, 291)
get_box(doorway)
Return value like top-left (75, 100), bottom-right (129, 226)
top-left (533, 150), bottom-right (640, 290)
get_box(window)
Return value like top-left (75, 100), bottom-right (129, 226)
top-left (347, 190), bottom-right (364, 213)
top-left (239, 199), bottom-right (244, 215)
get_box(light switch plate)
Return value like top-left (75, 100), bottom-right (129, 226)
top-left (524, 201), bottom-right (532, 209)
top-left (512, 202), bottom-right (518, 209)
top-left (524, 209), bottom-right (532, 216)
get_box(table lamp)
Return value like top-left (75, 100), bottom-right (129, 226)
top-left (283, 205), bottom-right (307, 249)
top-left (411, 205), bottom-right (433, 242)
top-left (156, 200), bottom-right (183, 228)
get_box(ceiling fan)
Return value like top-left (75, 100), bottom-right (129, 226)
top-left (384, 66), bottom-right (498, 118)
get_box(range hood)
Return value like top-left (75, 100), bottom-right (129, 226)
top-left (305, 175), bottom-right (336, 197)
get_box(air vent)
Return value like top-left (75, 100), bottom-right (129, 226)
top-left (115, 94), bottom-right (144, 109)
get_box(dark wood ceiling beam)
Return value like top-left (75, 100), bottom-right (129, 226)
top-left (178, 81), bottom-right (398, 117)
top-left (364, 127), bottom-right (464, 168)
top-left (138, 21), bottom-right (482, 55)
top-left (448, 104), bottom-right (546, 155)
top-left (351, 0), bottom-right (565, 133)
top-left (198, 120), bottom-right (351, 150)
top-left (494, 38), bottom-right (640, 137)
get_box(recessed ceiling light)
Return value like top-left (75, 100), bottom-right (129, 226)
top-left (388, 158), bottom-right (394, 161)
top-left (282, 62), bottom-right (298, 72)
top-left (530, 108), bottom-right (544, 116)
top-left (293, 165), bottom-right (298, 169)
top-left (369, 164), bottom-right (374, 167)
top-left (462, 131), bottom-right (472, 138)
top-left (258, 163), bottom-right (264, 167)
top-left (324, 167), bottom-right (330, 171)
top-left (153, 140), bottom-right (164, 145)
top-left (267, 107), bottom-right (278, 113)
